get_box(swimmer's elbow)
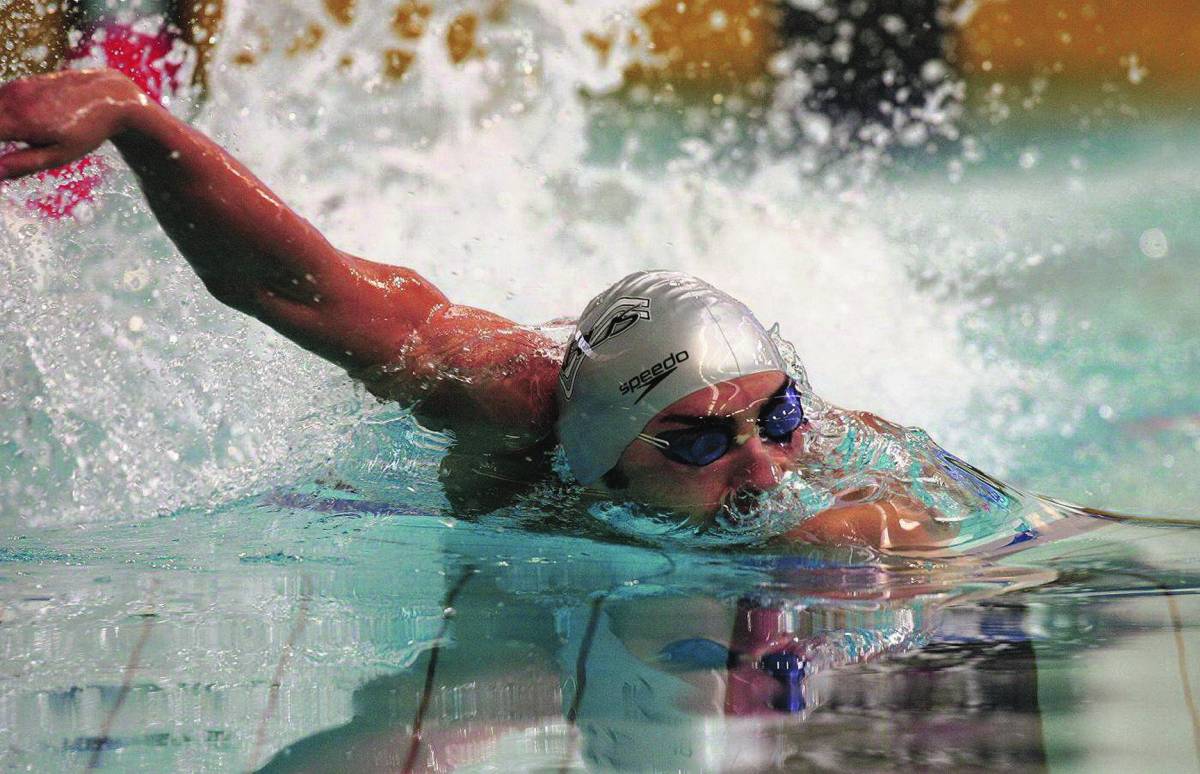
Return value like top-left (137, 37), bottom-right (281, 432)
top-left (199, 274), bottom-right (258, 313)
top-left (198, 275), bottom-right (304, 328)
top-left (198, 268), bottom-right (312, 311)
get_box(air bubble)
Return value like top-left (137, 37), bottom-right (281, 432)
top-left (1138, 228), bottom-right (1168, 259)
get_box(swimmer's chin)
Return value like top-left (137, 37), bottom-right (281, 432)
top-left (580, 480), bottom-right (774, 530)
top-left (667, 491), bottom-right (765, 529)
top-left (659, 494), bottom-right (734, 527)
top-left (581, 488), bottom-right (718, 528)
top-left (661, 487), bottom-right (777, 528)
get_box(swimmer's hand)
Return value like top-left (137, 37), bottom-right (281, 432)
top-left (0, 69), bottom-right (145, 180)
top-left (0, 68), bottom-right (558, 450)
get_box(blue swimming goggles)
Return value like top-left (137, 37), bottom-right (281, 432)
top-left (637, 379), bottom-right (805, 467)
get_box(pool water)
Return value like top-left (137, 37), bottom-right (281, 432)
top-left (4, 499), bottom-right (1200, 771)
top-left (3, 1), bottom-right (1200, 771)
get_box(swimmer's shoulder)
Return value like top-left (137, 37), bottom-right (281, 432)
top-left (348, 317), bottom-right (567, 450)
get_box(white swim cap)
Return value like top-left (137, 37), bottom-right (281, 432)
top-left (557, 271), bottom-right (785, 485)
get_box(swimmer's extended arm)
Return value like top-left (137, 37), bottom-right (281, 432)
top-left (0, 69), bottom-right (559, 445)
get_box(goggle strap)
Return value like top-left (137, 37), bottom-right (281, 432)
top-left (637, 432), bottom-right (670, 449)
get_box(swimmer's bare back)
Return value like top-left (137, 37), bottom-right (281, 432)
top-left (0, 69), bottom-right (561, 455)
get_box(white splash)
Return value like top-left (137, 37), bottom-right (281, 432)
top-left (0, 0), bottom-right (994, 527)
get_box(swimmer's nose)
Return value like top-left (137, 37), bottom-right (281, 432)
top-left (731, 435), bottom-right (783, 492)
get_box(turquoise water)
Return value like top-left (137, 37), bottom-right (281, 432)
top-left (4, 120), bottom-right (1200, 768)
top-left (4, 2), bottom-right (1200, 771)
top-left (3, 490), bottom-right (1200, 771)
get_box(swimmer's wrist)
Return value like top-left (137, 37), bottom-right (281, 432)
top-left (110, 89), bottom-right (185, 164)
top-left (74, 68), bottom-right (152, 139)
top-left (111, 89), bottom-right (165, 140)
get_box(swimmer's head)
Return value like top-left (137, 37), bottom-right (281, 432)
top-left (557, 271), bottom-right (795, 517)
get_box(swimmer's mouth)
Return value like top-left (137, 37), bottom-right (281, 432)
top-left (720, 487), bottom-right (768, 524)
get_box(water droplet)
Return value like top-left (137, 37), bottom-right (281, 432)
top-left (1138, 228), bottom-right (1168, 259)
top-left (1126, 54), bottom-right (1148, 85)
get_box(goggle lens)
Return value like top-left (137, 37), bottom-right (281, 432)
top-left (641, 380), bottom-right (805, 468)
top-left (760, 384), bottom-right (804, 440)
top-left (654, 427), bottom-right (731, 467)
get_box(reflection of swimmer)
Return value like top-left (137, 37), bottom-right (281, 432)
top-left (0, 69), bottom-right (1102, 551)
top-left (0, 0), bottom-right (213, 218)
top-left (579, 583), bottom-right (1051, 769)
top-left (258, 554), bottom-right (1052, 772)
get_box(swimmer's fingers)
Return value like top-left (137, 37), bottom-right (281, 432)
top-left (0, 70), bottom-right (140, 158)
top-left (0, 145), bottom-right (75, 181)
top-left (0, 82), bottom-right (68, 150)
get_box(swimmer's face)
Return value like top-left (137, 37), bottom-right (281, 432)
top-left (603, 370), bottom-right (803, 524)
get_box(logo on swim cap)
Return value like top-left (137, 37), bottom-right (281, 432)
top-left (556, 271), bottom-right (787, 485)
top-left (619, 350), bottom-right (690, 404)
top-left (560, 296), bottom-right (651, 400)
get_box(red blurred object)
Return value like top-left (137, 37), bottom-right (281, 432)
top-left (26, 154), bottom-right (108, 219)
top-left (20, 19), bottom-right (188, 220)
top-left (73, 20), bottom-right (186, 102)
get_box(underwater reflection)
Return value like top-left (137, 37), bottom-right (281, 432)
top-left (258, 556), bottom-right (1056, 772)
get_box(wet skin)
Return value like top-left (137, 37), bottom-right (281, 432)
top-left (0, 68), bottom-right (561, 444)
top-left (0, 69), bottom-right (951, 550)
top-left (601, 370), bottom-right (959, 550)
top-left (606, 371), bottom-right (801, 521)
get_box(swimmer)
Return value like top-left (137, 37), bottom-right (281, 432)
top-left (0, 69), bottom-right (980, 550)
